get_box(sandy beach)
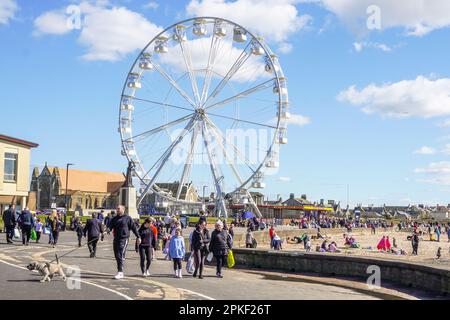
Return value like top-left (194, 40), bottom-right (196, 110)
top-left (262, 228), bottom-right (450, 269)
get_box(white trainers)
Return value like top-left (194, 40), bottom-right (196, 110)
top-left (114, 272), bottom-right (124, 280)
top-left (142, 272), bottom-right (147, 278)
top-left (145, 270), bottom-right (151, 277)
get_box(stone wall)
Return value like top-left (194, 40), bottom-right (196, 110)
top-left (232, 249), bottom-right (450, 295)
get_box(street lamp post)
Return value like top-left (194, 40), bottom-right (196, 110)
top-left (202, 185), bottom-right (208, 213)
top-left (64, 163), bottom-right (75, 231)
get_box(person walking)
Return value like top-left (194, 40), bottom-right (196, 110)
top-left (411, 231), bottom-right (419, 255)
top-left (137, 218), bottom-right (156, 277)
top-left (269, 225), bottom-right (275, 249)
top-left (164, 213), bottom-right (172, 233)
top-left (149, 218), bottom-right (158, 260)
top-left (209, 221), bottom-right (232, 278)
top-left (35, 218), bottom-right (43, 243)
top-left (169, 228), bottom-right (185, 279)
top-left (108, 205), bottom-right (140, 280)
top-left (104, 212), bottom-right (112, 235)
top-left (2, 205), bottom-right (16, 244)
top-left (191, 220), bottom-right (210, 279)
top-left (83, 213), bottom-right (104, 258)
top-left (245, 229), bottom-right (254, 248)
top-left (49, 210), bottom-right (62, 248)
top-left (18, 208), bottom-right (34, 246)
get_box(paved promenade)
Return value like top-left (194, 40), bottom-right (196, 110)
top-left (0, 231), bottom-right (433, 300)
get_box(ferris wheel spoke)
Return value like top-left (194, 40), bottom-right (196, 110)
top-left (137, 116), bottom-right (197, 206)
top-left (204, 78), bottom-right (275, 112)
top-left (204, 117), bottom-right (257, 174)
top-left (206, 112), bottom-right (277, 129)
top-left (205, 120), bottom-right (244, 185)
top-left (126, 113), bottom-right (194, 143)
top-left (178, 35), bottom-right (201, 106)
top-left (130, 96), bottom-right (194, 113)
top-left (176, 121), bottom-right (200, 200)
top-left (152, 62), bottom-right (197, 108)
top-left (200, 26), bottom-right (222, 104)
top-left (203, 41), bottom-right (252, 106)
top-left (201, 120), bottom-right (228, 217)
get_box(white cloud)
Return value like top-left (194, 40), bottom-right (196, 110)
top-left (33, 1), bottom-right (163, 61)
top-left (143, 2), bottom-right (159, 10)
top-left (186, 0), bottom-right (312, 48)
top-left (310, 0), bottom-right (450, 36)
top-left (436, 119), bottom-right (450, 127)
top-left (337, 76), bottom-right (450, 118)
top-left (278, 42), bottom-right (293, 54)
top-left (278, 176), bottom-right (291, 182)
top-left (414, 146), bottom-right (436, 155)
top-left (441, 144), bottom-right (450, 155)
top-left (34, 9), bottom-right (72, 36)
top-left (286, 114), bottom-right (311, 126)
top-left (415, 161), bottom-right (450, 185)
top-left (0, 0), bottom-right (18, 25)
top-left (353, 42), bottom-right (391, 53)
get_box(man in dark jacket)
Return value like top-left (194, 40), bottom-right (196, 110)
top-left (83, 213), bottom-right (104, 258)
top-left (191, 220), bottom-right (210, 279)
top-left (209, 220), bottom-right (232, 278)
top-left (2, 205), bottom-right (17, 244)
top-left (108, 205), bottom-right (140, 280)
top-left (18, 208), bottom-right (34, 246)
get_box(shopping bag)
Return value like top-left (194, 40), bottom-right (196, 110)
top-left (206, 252), bottom-right (213, 263)
top-left (14, 228), bottom-right (20, 239)
top-left (227, 250), bottom-right (235, 269)
top-left (186, 253), bottom-right (195, 274)
top-left (43, 227), bottom-right (51, 235)
top-left (30, 229), bottom-right (37, 241)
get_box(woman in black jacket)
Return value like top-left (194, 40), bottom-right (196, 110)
top-left (138, 218), bottom-right (156, 277)
top-left (191, 220), bottom-right (210, 279)
top-left (209, 220), bottom-right (232, 278)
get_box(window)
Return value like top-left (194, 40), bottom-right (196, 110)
top-left (4, 153), bottom-right (18, 183)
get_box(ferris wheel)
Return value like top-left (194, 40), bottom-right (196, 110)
top-left (119, 17), bottom-right (289, 218)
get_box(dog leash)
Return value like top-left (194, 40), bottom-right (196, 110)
top-left (47, 235), bottom-right (106, 264)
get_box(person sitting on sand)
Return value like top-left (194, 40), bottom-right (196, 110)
top-left (320, 240), bottom-right (328, 252)
top-left (328, 241), bottom-right (339, 253)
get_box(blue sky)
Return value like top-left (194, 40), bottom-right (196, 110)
top-left (1, 0), bottom-right (450, 207)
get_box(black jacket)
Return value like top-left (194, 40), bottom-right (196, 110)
top-left (2, 209), bottom-right (16, 227)
top-left (209, 229), bottom-right (232, 256)
top-left (83, 218), bottom-right (104, 238)
top-left (108, 214), bottom-right (139, 239)
top-left (138, 226), bottom-right (156, 248)
top-left (192, 227), bottom-right (210, 251)
top-left (18, 210), bottom-right (34, 227)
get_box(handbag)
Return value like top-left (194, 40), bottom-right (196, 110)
top-left (227, 250), bottom-right (235, 268)
top-left (186, 253), bottom-right (195, 274)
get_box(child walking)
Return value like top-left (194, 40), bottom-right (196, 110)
top-left (35, 218), bottom-right (43, 244)
top-left (169, 228), bottom-right (185, 279)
